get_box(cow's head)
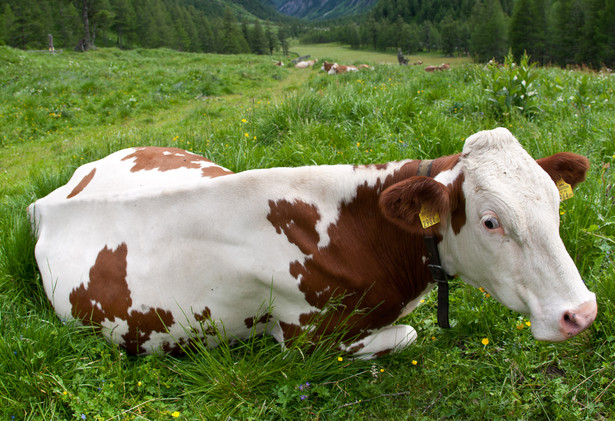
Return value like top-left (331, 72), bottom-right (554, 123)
top-left (380, 128), bottom-right (597, 341)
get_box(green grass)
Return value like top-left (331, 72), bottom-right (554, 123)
top-left (1, 44), bottom-right (614, 419)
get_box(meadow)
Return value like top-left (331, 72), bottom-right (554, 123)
top-left (0, 44), bottom-right (614, 420)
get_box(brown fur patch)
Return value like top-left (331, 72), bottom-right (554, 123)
top-left (67, 168), bottom-right (96, 199)
top-left (121, 147), bottom-right (232, 178)
top-left (244, 313), bottom-right (272, 329)
top-left (194, 307), bottom-right (212, 322)
top-left (201, 166), bottom-right (234, 178)
top-left (69, 242), bottom-right (175, 354)
top-left (266, 155), bottom-right (465, 346)
top-left (322, 61), bottom-right (335, 71)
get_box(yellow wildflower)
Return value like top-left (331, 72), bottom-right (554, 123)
top-left (412, 360), bottom-right (418, 365)
top-left (171, 411), bottom-right (180, 418)
top-left (337, 356), bottom-right (343, 362)
top-left (482, 338), bottom-right (489, 346)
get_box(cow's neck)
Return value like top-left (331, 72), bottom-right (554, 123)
top-left (416, 158), bottom-right (457, 329)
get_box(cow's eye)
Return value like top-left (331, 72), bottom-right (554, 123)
top-left (481, 215), bottom-right (501, 230)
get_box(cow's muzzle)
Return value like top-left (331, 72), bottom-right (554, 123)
top-left (559, 298), bottom-right (597, 338)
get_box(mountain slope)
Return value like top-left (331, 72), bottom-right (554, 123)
top-left (272, 0), bottom-right (378, 20)
top-left (184, 0), bottom-right (286, 20)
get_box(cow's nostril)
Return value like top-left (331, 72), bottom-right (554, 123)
top-left (560, 306), bottom-right (596, 338)
top-left (562, 311), bottom-right (578, 326)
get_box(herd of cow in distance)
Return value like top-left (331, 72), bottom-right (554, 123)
top-left (273, 57), bottom-right (450, 74)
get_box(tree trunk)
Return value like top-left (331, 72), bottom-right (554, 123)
top-left (81, 0), bottom-right (91, 50)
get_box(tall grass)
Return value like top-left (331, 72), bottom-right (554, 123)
top-left (0, 45), bottom-right (614, 419)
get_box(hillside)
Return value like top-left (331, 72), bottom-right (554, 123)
top-left (272, 0), bottom-right (378, 20)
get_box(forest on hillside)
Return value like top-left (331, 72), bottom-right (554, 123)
top-left (1, 0), bottom-right (613, 68)
top-left (0, 0), bottom-right (298, 55)
top-left (305, 0), bottom-right (615, 68)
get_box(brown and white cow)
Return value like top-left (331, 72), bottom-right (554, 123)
top-left (28, 128), bottom-right (597, 357)
top-left (425, 63), bottom-right (451, 72)
top-left (321, 60), bottom-right (359, 75)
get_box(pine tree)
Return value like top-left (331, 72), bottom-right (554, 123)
top-left (603, 0), bottom-right (615, 67)
top-left (92, 0), bottom-right (114, 47)
top-left (277, 24), bottom-right (289, 56)
top-left (54, 1), bottom-right (81, 49)
top-left (583, 0), bottom-right (611, 67)
top-left (0, 3), bottom-right (17, 46)
top-left (405, 22), bottom-right (421, 54)
top-left (440, 14), bottom-right (458, 56)
top-left (219, 7), bottom-right (249, 54)
top-left (110, 0), bottom-right (136, 49)
top-left (195, 14), bottom-right (215, 53)
top-left (510, 0), bottom-right (548, 63)
top-left (345, 23), bottom-right (361, 50)
top-left (9, 0), bottom-right (49, 49)
top-left (250, 20), bottom-right (267, 55)
top-left (265, 25), bottom-right (278, 55)
top-left (551, 0), bottom-right (585, 66)
top-left (469, 0), bottom-right (508, 62)
top-left (422, 21), bottom-right (441, 52)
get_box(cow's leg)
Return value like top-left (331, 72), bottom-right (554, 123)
top-left (271, 321), bottom-right (417, 359)
top-left (343, 324), bottom-right (417, 359)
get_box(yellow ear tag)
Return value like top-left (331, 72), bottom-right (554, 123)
top-left (419, 204), bottom-right (440, 229)
top-left (556, 178), bottom-right (574, 201)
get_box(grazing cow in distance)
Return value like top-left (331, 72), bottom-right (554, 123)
top-left (321, 60), bottom-right (359, 75)
top-left (274, 61), bottom-right (284, 67)
top-left (29, 128), bottom-right (597, 358)
top-left (321, 60), bottom-right (336, 72)
top-left (295, 59), bottom-right (317, 69)
top-left (329, 63), bottom-right (359, 74)
top-left (425, 63), bottom-right (451, 72)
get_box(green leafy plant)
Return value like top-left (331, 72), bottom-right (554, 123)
top-left (481, 50), bottom-right (540, 117)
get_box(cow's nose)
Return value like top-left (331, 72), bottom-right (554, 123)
top-left (560, 300), bottom-right (597, 338)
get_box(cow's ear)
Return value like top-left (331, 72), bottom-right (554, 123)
top-left (379, 177), bottom-right (450, 235)
top-left (536, 152), bottom-right (590, 189)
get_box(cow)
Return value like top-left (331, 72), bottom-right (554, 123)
top-left (28, 128), bottom-right (597, 358)
top-left (321, 61), bottom-right (359, 75)
top-left (425, 63), bottom-right (451, 72)
top-left (295, 59), bottom-right (317, 69)
top-left (321, 60), bottom-right (336, 72)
